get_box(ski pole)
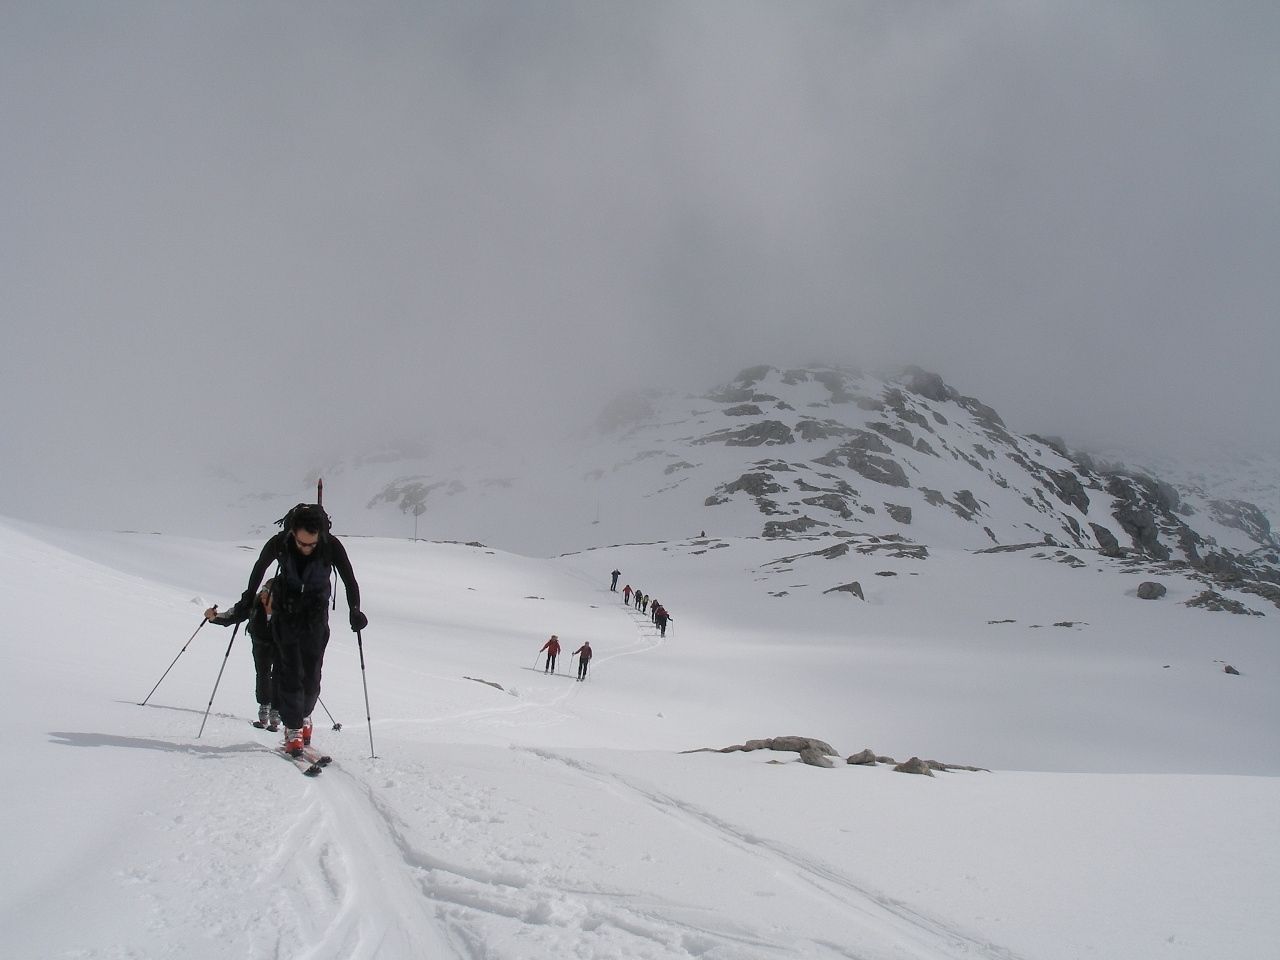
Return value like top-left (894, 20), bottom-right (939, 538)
top-left (356, 629), bottom-right (376, 758)
top-left (139, 614), bottom-right (210, 706)
top-left (197, 622), bottom-right (239, 738)
top-left (317, 696), bottom-right (342, 731)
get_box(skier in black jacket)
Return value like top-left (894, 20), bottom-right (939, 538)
top-left (210, 504), bottom-right (365, 756)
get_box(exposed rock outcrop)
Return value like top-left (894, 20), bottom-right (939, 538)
top-left (1208, 499), bottom-right (1277, 548)
top-left (685, 736), bottom-right (839, 768)
top-left (900, 366), bottom-right (952, 403)
top-left (803, 493), bottom-right (854, 519)
top-left (812, 447), bottom-right (910, 488)
top-left (823, 581), bottom-right (864, 599)
top-left (885, 503), bottom-right (912, 524)
top-left (1090, 523), bottom-right (1124, 557)
top-left (763, 516), bottom-right (823, 538)
top-left (893, 757), bottom-right (934, 776)
top-left (1185, 590), bottom-right (1263, 616)
top-left (695, 421), bottom-right (795, 447)
top-left (1137, 581), bottom-right (1167, 600)
top-left (794, 419), bottom-right (857, 442)
top-left (952, 490), bottom-right (982, 520)
top-left (869, 421), bottom-right (914, 447)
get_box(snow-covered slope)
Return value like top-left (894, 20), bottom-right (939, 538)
top-left (2, 517), bottom-right (1277, 959)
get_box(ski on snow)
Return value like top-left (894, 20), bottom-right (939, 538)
top-left (259, 725), bottom-right (332, 774)
top-left (301, 745), bottom-right (332, 766)
top-left (276, 745), bottom-right (330, 775)
top-left (277, 745), bottom-right (323, 776)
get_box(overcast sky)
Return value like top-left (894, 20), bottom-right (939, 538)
top-left (2, 2), bottom-right (1277, 530)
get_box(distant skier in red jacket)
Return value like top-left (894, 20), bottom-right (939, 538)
top-left (540, 635), bottom-right (561, 673)
top-left (622, 585), bottom-right (632, 606)
top-left (573, 641), bottom-right (592, 681)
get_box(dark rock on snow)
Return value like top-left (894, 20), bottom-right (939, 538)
top-left (885, 503), bottom-right (912, 524)
top-left (794, 419), bottom-right (856, 442)
top-left (1137, 581), bottom-right (1167, 600)
top-left (721, 472), bottom-right (783, 499)
top-left (1208, 499), bottom-right (1276, 549)
top-left (763, 516), bottom-right (822, 538)
top-left (803, 493), bottom-right (854, 519)
top-left (1090, 523), bottom-right (1124, 557)
top-left (798, 746), bottom-right (835, 768)
top-left (900, 366), bottom-right (952, 403)
top-left (1185, 590), bottom-right (1263, 616)
top-left (893, 757), bottom-right (934, 776)
top-left (823, 581), bottom-right (865, 600)
top-left (686, 736), bottom-right (838, 768)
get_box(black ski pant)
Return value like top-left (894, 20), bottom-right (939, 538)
top-left (545, 652), bottom-right (558, 673)
top-left (577, 657), bottom-right (590, 680)
top-left (273, 611), bottom-right (330, 730)
top-left (251, 638), bottom-right (277, 707)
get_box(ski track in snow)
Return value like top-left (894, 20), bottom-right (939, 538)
top-left (277, 742), bottom-right (1021, 960)
top-left (519, 748), bottom-right (1021, 960)
top-left (266, 766), bottom-right (456, 960)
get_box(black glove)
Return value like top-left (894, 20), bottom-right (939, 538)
top-left (349, 608), bottom-right (368, 632)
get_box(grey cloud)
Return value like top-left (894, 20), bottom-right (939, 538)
top-left (1, 1), bottom-right (1277, 532)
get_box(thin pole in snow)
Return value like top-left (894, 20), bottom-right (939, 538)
top-left (357, 629), bottom-right (376, 759)
top-left (139, 615), bottom-right (209, 706)
top-left (197, 621), bottom-right (239, 738)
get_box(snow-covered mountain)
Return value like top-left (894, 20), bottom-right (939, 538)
top-left (212, 363), bottom-right (1280, 620)
top-left (220, 364), bottom-right (1278, 557)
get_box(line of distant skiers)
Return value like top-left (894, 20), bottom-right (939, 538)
top-left (537, 569), bottom-right (673, 683)
top-left (614, 569), bottom-right (671, 638)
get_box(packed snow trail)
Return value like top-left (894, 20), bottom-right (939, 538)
top-left (275, 765), bottom-right (457, 960)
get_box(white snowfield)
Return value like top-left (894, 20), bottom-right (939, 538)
top-left (1, 518), bottom-right (1277, 960)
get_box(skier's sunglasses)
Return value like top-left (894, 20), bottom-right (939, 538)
top-left (294, 532), bottom-right (320, 551)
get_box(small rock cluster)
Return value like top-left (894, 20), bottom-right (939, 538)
top-left (684, 736), bottom-right (840, 768)
top-left (1185, 589), bottom-right (1264, 616)
top-left (847, 749), bottom-right (989, 776)
top-left (686, 737), bottom-right (988, 774)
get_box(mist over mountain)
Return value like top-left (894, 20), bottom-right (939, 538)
top-left (3, 5), bottom-right (1278, 545)
top-left (176, 364), bottom-right (1279, 614)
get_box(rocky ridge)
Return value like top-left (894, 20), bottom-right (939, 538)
top-left (297, 363), bottom-right (1280, 613)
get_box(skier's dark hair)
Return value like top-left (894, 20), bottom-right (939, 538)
top-left (277, 503), bottom-right (331, 538)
